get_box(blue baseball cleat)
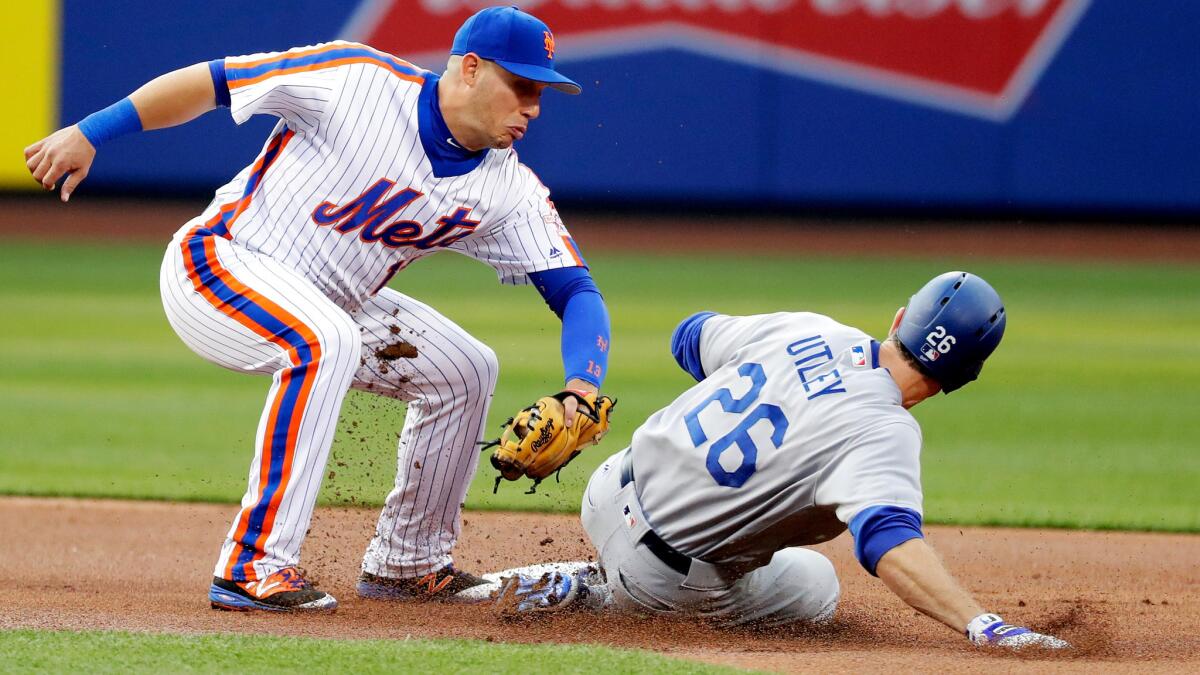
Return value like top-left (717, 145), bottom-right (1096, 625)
top-left (209, 567), bottom-right (337, 612)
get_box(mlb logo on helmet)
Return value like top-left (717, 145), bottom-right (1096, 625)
top-left (347, 0), bottom-right (1091, 119)
top-left (920, 341), bottom-right (941, 362)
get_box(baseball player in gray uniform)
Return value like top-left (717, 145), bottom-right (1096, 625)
top-left (491, 272), bottom-right (1069, 651)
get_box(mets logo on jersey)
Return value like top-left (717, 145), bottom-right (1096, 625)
top-left (343, 0), bottom-right (1091, 121)
top-left (311, 178), bottom-right (481, 250)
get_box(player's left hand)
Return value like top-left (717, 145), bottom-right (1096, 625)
top-left (24, 126), bottom-right (96, 202)
top-left (966, 613), bottom-right (1070, 650)
top-left (481, 388), bottom-right (616, 493)
top-left (560, 380), bottom-right (598, 427)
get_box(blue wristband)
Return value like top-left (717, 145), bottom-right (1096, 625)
top-left (76, 97), bottom-right (143, 148)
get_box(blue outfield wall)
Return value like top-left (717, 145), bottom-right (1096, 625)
top-left (60, 1), bottom-right (1200, 213)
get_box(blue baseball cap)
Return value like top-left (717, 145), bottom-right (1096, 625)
top-left (450, 6), bottom-right (581, 95)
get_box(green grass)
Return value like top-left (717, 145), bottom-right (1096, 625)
top-left (1, 239), bottom-right (1197, 530)
top-left (0, 630), bottom-right (739, 674)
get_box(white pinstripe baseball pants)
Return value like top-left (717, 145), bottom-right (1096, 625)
top-left (161, 230), bottom-right (497, 582)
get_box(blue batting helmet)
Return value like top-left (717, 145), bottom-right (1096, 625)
top-left (895, 271), bottom-right (1006, 393)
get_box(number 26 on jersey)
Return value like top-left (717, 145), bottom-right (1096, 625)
top-left (683, 363), bottom-right (789, 488)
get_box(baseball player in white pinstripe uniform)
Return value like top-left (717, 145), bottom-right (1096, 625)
top-left (24, 7), bottom-right (609, 612)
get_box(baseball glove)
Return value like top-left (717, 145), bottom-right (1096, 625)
top-left (481, 390), bottom-right (616, 493)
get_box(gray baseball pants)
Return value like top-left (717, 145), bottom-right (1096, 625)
top-left (580, 448), bottom-right (840, 628)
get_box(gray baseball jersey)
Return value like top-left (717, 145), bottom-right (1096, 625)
top-left (631, 312), bottom-right (924, 571)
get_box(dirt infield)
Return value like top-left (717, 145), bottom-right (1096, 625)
top-left (1, 497), bottom-right (1196, 673)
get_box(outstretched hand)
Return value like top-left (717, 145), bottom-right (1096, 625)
top-left (967, 613), bottom-right (1070, 651)
top-left (24, 126), bottom-right (96, 202)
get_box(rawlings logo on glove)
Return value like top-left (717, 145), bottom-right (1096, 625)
top-left (481, 390), bottom-right (616, 493)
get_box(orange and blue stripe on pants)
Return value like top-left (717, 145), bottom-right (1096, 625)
top-left (179, 126), bottom-right (312, 582)
top-left (181, 230), bottom-right (323, 582)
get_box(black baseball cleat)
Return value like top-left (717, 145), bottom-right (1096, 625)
top-left (356, 565), bottom-right (488, 601)
top-left (208, 567), bottom-right (337, 612)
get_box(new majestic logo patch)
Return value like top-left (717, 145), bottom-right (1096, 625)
top-left (344, 0), bottom-right (1091, 120)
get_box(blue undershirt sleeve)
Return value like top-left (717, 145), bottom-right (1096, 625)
top-left (209, 59), bottom-right (231, 107)
top-left (529, 268), bottom-right (610, 387)
top-left (670, 311), bottom-right (717, 381)
top-left (848, 505), bottom-right (925, 577)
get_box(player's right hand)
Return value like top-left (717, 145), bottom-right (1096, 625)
top-left (966, 613), bottom-right (1070, 650)
top-left (24, 126), bottom-right (96, 202)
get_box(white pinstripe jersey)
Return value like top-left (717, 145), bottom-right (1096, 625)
top-left (179, 41), bottom-right (583, 312)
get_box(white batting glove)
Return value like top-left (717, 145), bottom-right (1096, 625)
top-left (966, 613), bottom-right (1070, 650)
